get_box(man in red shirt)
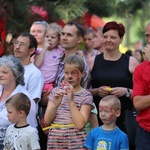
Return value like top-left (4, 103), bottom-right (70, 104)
top-left (132, 22), bottom-right (150, 150)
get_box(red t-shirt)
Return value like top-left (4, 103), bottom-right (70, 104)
top-left (132, 60), bottom-right (150, 132)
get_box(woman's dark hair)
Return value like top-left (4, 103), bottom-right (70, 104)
top-left (125, 50), bottom-right (132, 56)
top-left (135, 49), bottom-right (144, 63)
top-left (103, 21), bottom-right (125, 38)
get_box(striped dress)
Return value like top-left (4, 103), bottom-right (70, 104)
top-left (47, 88), bottom-right (93, 150)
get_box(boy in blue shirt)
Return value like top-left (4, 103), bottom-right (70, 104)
top-left (84, 95), bottom-right (129, 150)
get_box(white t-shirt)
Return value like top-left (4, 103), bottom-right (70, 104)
top-left (24, 63), bottom-right (44, 109)
top-left (0, 85), bottom-right (37, 127)
top-left (0, 85), bottom-right (37, 148)
top-left (3, 124), bottom-right (40, 150)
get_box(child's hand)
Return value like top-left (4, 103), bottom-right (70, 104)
top-left (66, 84), bottom-right (74, 102)
top-left (43, 41), bottom-right (51, 51)
top-left (61, 81), bottom-right (74, 102)
top-left (53, 87), bottom-right (65, 107)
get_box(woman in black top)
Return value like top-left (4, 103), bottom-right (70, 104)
top-left (89, 21), bottom-right (139, 149)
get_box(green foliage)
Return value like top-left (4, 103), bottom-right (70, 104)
top-left (85, 0), bottom-right (116, 17)
top-left (113, 0), bottom-right (149, 17)
top-left (4, 0), bottom-right (87, 33)
top-left (84, 0), bottom-right (149, 18)
top-left (56, 0), bottom-right (87, 21)
top-left (1, 0), bottom-right (150, 47)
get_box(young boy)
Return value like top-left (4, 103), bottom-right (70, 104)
top-left (3, 93), bottom-right (40, 150)
top-left (84, 95), bottom-right (129, 150)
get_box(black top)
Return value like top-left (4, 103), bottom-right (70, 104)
top-left (91, 53), bottom-right (133, 110)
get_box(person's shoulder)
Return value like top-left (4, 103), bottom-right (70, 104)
top-left (15, 85), bottom-right (29, 94)
top-left (7, 124), bottom-right (15, 130)
top-left (87, 126), bottom-right (101, 137)
top-left (135, 60), bottom-right (148, 71)
top-left (16, 85), bottom-right (33, 101)
top-left (129, 55), bottom-right (139, 65)
top-left (81, 89), bottom-right (93, 96)
top-left (83, 88), bottom-right (91, 93)
top-left (90, 126), bottom-right (101, 133)
top-left (93, 49), bottom-right (101, 55)
top-left (28, 63), bottom-right (40, 70)
top-left (26, 125), bottom-right (37, 132)
top-left (18, 126), bottom-right (38, 137)
top-left (95, 52), bottom-right (103, 58)
top-left (116, 127), bottom-right (128, 137)
top-left (55, 45), bottom-right (65, 53)
top-left (25, 63), bottom-right (42, 75)
top-left (35, 48), bottom-right (43, 55)
top-left (140, 60), bottom-right (150, 66)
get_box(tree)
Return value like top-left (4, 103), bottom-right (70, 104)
top-left (85, 0), bottom-right (150, 47)
top-left (1, 0), bottom-right (150, 49)
top-left (3, 0), bottom-right (87, 34)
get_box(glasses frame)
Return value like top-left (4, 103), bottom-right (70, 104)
top-left (13, 41), bottom-right (30, 48)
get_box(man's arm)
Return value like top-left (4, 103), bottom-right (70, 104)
top-left (133, 95), bottom-right (150, 111)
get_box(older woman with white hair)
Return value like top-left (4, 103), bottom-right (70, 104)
top-left (0, 55), bottom-right (37, 149)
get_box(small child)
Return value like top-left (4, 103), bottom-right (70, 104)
top-left (85, 103), bottom-right (99, 134)
top-left (44, 54), bottom-right (94, 149)
top-left (34, 22), bottom-right (64, 92)
top-left (84, 95), bottom-right (129, 150)
top-left (83, 28), bottom-right (100, 131)
top-left (83, 27), bottom-right (100, 72)
top-left (3, 93), bottom-right (40, 150)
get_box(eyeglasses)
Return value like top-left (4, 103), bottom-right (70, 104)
top-left (13, 41), bottom-right (29, 48)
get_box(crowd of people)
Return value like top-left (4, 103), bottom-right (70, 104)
top-left (0, 19), bottom-right (150, 150)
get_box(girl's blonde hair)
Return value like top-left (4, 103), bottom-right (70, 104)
top-left (47, 22), bottom-right (62, 37)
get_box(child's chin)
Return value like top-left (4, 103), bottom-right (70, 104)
top-left (9, 120), bottom-right (15, 124)
top-left (101, 119), bottom-right (109, 124)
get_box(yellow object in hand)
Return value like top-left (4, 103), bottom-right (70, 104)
top-left (105, 87), bottom-right (112, 92)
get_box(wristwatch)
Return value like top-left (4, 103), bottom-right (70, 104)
top-left (126, 88), bottom-right (131, 97)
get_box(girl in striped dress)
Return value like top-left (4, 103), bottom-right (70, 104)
top-left (44, 55), bottom-right (94, 149)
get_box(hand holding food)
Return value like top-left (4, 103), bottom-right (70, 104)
top-left (105, 87), bottom-right (112, 92)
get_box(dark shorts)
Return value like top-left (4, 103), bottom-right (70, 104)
top-left (135, 124), bottom-right (150, 150)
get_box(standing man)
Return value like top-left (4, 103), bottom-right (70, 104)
top-left (13, 33), bottom-right (44, 107)
top-left (132, 22), bottom-right (150, 150)
top-left (54, 21), bottom-right (89, 88)
top-left (41, 21), bottom-right (90, 107)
